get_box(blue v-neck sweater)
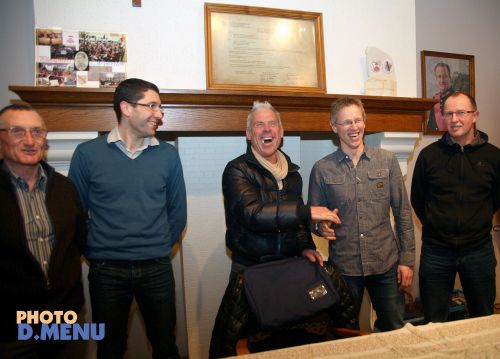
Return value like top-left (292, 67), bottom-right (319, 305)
top-left (69, 135), bottom-right (187, 260)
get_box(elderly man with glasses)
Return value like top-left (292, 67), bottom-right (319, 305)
top-left (0, 104), bottom-right (86, 358)
top-left (411, 91), bottom-right (500, 323)
top-left (308, 96), bottom-right (415, 332)
top-left (69, 78), bottom-right (187, 359)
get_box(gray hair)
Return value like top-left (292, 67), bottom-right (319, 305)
top-left (0, 104), bottom-right (46, 130)
top-left (330, 96), bottom-right (366, 125)
top-left (246, 101), bottom-right (282, 131)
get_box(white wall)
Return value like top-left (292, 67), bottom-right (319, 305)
top-left (0, 0), bottom-right (34, 103)
top-left (415, 0), bottom-right (500, 147)
top-left (32, 0), bottom-right (417, 96)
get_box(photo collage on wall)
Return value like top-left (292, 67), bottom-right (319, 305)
top-left (35, 28), bottom-right (127, 88)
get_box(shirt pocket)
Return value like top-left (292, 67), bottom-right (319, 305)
top-left (324, 174), bottom-right (348, 205)
top-left (367, 168), bottom-right (389, 200)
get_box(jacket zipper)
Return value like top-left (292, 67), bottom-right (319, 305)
top-left (457, 149), bottom-right (464, 248)
top-left (276, 180), bottom-right (282, 255)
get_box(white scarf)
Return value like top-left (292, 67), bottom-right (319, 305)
top-left (251, 147), bottom-right (288, 190)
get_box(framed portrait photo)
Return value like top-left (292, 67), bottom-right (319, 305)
top-left (421, 50), bottom-right (475, 134)
top-left (204, 3), bottom-right (326, 93)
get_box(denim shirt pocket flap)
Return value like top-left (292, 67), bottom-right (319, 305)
top-left (325, 175), bottom-right (345, 185)
top-left (367, 169), bottom-right (389, 199)
top-left (367, 169), bottom-right (389, 180)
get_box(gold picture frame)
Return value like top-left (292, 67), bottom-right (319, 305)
top-left (205, 3), bottom-right (326, 93)
top-left (421, 50), bottom-right (475, 134)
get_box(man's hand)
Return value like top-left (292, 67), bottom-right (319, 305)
top-left (493, 209), bottom-right (500, 232)
top-left (316, 219), bottom-right (338, 241)
top-left (310, 207), bottom-right (342, 224)
top-left (302, 249), bottom-right (324, 267)
top-left (311, 208), bottom-right (341, 241)
top-left (397, 264), bottom-right (413, 290)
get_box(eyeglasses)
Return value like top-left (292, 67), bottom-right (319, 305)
top-left (443, 110), bottom-right (475, 120)
top-left (125, 101), bottom-right (164, 114)
top-left (335, 118), bottom-right (364, 127)
top-left (0, 126), bottom-right (48, 140)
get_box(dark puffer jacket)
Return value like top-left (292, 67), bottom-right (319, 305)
top-left (222, 146), bottom-right (315, 266)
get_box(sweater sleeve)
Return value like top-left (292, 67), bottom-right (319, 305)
top-left (68, 145), bottom-right (90, 216)
top-left (165, 149), bottom-right (187, 247)
top-left (69, 180), bottom-right (87, 254)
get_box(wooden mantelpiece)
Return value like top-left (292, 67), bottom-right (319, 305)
top-left (9, 86), bottom-right (436, 135)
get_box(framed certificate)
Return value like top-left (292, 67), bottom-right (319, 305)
top-left (205, 3), bottom-right (326, 93)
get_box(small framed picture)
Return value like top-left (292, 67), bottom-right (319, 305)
top-left (421, 51), bottom-right (475, 134)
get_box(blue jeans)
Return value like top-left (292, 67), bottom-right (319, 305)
top-left (419, 241), bottom-right (496, 323)
top-left (342, 263), bottom-right (404, 331)
top-left (89, 258), bottom-right (179, 359)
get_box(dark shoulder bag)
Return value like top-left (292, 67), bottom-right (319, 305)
top-left (243, 257), bottom-right (339, 330)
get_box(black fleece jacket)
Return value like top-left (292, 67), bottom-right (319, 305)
top-left (411, 131), bottom-right (500, 250)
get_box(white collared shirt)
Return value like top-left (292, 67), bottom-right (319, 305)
top-left (107, 126), bottom-right (159, 159)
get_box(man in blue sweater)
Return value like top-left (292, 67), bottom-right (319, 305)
top-left (69, 78), bottom-right (187, 359)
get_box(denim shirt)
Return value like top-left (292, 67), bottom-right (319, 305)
top-left (308, 147), bottom-right (415, 276)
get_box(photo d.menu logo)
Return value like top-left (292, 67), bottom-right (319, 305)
top-left (17, 311), bottom-right (104, 341)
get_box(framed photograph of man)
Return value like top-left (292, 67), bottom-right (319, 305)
top-left (421, 51), bottom-right (475, 134)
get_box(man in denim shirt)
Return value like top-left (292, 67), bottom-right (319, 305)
top-left (308, 97), bottom-right (415, 331)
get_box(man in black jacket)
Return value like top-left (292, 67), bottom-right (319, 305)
top-left (411, 92), bottom-right (499, 323)
top-left (0, 104), bottom-right (87, 358)
top-left (209, 101), bottom-right (355, 358)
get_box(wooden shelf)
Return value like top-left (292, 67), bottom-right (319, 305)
top-left (9, 86), bottom-right (436, 136)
